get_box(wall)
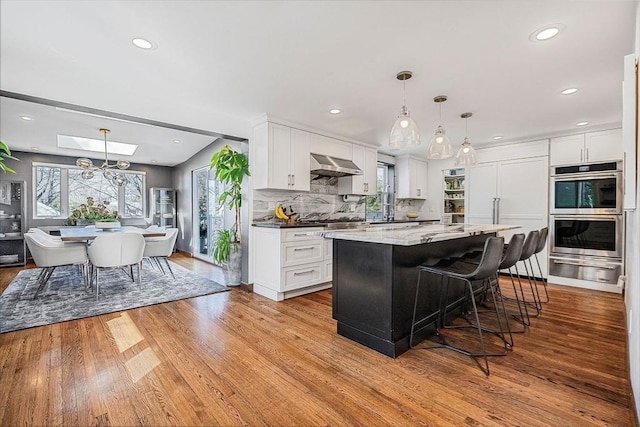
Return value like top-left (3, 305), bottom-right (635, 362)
top-left (171, 138), bottom-right (249, 281)
top-left (6, 150), bottom-right (173, 231)
top-left (626, 2), bottom-right (640, 420)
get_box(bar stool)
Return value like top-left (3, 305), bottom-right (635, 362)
top-left (495, 233), bottom-right (529, 330)
top-left (410, 236), bottom-right (508, 376)
top-left (513, 230), bottom-right (542, 315)
top-left (532, 227), bottom-right (549, 304)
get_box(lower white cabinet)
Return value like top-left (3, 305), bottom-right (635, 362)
top-left (253, 227), bottom-right (333, 301)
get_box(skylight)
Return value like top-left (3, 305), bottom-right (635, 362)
top-left (57, 134), bottom-right (138, 156)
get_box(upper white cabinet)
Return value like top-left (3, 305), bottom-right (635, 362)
top-left (338, 145), bottom-right (377, 195)
top-left (550, 129), bottom-right (623, 165)
top-left (253, 122), bottom-right (311, 191)
top-left (623, 53), bottom-right (637, 210)
top-left (396, 156), bottom-right (427, 199)
top-left (309, 133), bottom-right (352, 160)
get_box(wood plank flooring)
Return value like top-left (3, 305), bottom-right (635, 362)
top-left (0, 253), bottom-right (636, 426)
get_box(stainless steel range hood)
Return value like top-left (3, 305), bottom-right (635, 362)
top-left (310, 153), bottom-right (363, 177)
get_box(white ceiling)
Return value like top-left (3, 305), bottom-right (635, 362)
top-left (0, 1), bottom-right (637, 166)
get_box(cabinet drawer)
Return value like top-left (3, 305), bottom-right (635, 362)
top-left (323, 260), bottom-right (332, 282)
top-left (283, 263), bottom-right (323, 291)
top-left (282, 227), bottom-right (324, 242)
top-left (283, 241), bottom-right (323, 267)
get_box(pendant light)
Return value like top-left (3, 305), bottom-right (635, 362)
top-left (389, 71), bottom-right (420, 149)
top-left (454, 112), bottom-right (478, 166)
top-left (426, 95), bottom-right (453, 159)
top-left (76, 128), bottom-right (130, 186)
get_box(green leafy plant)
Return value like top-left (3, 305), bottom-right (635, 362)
top-left (64, 196), bottom-right (119, 225)
top-left (0, 141), bottom-right (19, 174)
top-left (210, 145), bottom-right (250, 263)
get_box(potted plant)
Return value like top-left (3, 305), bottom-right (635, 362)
top-left (210, 145), bottom-right (250, 286)
top-left (0, 141), bottom-right (18, 174)
top-left (64, 196), bottom-right (120, 226)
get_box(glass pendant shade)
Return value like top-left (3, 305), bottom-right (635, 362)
top-left (116, 160), bottom-right (131, 169)
top-left (454, 138), bottom-right (478, 166)
top-left (76, 158), bottom-right (93, 168)
top-left (427, 125), bottom-right (453, 159)
top-left (389, 105), bottom-right (420, 148)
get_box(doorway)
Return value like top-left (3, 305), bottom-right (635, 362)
top-left (192, 166), bottom-right (225, 263)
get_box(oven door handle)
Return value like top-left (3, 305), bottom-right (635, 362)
top-left (551, 214), bottom-right (621, 221)
top-left (551, 172), bottom-right (621, 180)
top-left (551, 259), bottom-right (617, 270)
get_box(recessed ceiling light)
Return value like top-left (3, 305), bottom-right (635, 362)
top-left (173, 139), bottom-right (180, 144)
top-left (132, 38), bottom-right (153, 49)
top-left (529, 24), bottom-right (565, 42)
top-left (561, 88), bottom-right (578, 95)
top-left (576, 121), bottom-right (589, 126)
top-left (151, 160), bottom-right (157, 164)
top-left (493, 136), bottom-right (504, 140)
top-left (20, 115), bottom-right (33, 121)
top-left (329, 108), bottom-right (342, 115)
top-left (30, 147), bottom-right (40, 151)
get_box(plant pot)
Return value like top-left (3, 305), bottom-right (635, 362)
top-left (222, 243), bottom-right (242, 286)
top-left (95, 221), bottom-right (121, 230)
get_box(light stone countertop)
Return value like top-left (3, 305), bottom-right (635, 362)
top-left (309, 223), bottom-right (520, 246)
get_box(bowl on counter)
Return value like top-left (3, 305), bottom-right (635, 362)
top-left (406, 212), bottom-right (419, 219)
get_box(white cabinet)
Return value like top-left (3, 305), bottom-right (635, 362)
top-left (623, 53), bottom-right (637, 210)
top-left (253, 227), bottom-right (332, 301)
top-left (253, 122), bottom-right (310, 191)
top-left (466, 157), bottom-right (549, 274)
top-left (338, 145), bottom-right (377, 195)
top-left (309, 134), bottom-right (352, 160)
top-left (396, 156), bottom-right (427, 199)
top-left (550, 129), bottom-right (623, 165)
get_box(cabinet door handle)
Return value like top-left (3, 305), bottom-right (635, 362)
top-left (287, 174), bottom-right (291, 186)
top-left (293, 233), bottom-right (309, 237)
top-left (417, 189), bottom-right (421, 197)
top-left (294, 269), bottom-right (315, 276)
top-left (579, 148), bottom-right (583, 162)
top-left (293, 246), bottom-right (314, 251)
top-left (585, 148), bottom-right (589, 162)
top-left (292, 174), bottom-right (295, 186)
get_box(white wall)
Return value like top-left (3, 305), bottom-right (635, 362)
top-left (627, 2), bottom-right (640, 420)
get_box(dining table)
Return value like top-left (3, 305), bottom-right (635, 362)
top-left (59, 226), bottom-right (166, 242)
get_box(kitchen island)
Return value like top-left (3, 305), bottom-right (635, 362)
top-left (311, 223), bottom-right (519, 357)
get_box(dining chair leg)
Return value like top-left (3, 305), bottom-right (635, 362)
top-left (164, 257), bottom-right (175, 279)
top-left (95, 268), bottom-right (100, 301)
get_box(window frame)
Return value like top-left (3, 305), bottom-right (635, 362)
top-left (32, 161), bottom-right (146, 219)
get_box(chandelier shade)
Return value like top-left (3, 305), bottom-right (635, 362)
top-left (389, 71), bottom-right (420, 149)
top-left (454, 112), bottom-right (478, 167)
top-left (76, 128), bottom-right (130, 186)
top-left (427, 96), bottom-right (453, 159)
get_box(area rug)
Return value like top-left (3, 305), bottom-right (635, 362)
top-left (0, 261), bottom-right (229, 333)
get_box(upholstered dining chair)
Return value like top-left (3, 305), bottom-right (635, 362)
top-left (27, 227), bottom-right (62, 241)
top-left (143, 227), bottom-right (179, 278)
top-left (86, 233), bottom-right (145, 301)
top-left (24, 232), bottom-right (89, 299)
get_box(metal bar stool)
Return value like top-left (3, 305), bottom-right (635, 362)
top-left (410, 236), bottom-right (509, 376)
top-left (495, 233), bottom-right (530, 331)
top-left (512, 230), bottom-right (542, 315)
top-left (532, 227), bottom-right (550, 304)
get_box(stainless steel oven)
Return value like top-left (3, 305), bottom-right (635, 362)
top-left (550, 161), bottom-right (622, 215)
top-left (549, 215), bottom-right (623, 259)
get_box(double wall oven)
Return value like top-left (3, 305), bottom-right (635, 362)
top-left (549, 161), bottom-right (623, 285)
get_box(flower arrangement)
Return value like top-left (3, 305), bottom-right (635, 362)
top-left (64, 196), bottom-right (119, 225)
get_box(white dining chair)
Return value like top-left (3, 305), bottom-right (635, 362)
top-left (28, 227), bottom-right (62, 241)
top-left (24, 232), bottom-right (89, 299)
top-left (86, 233), bottom-right (145, 301)
top-left (143, 228), bottom-right (179, 278)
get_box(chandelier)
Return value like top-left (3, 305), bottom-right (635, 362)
top-left (76, 128), bottom-right (130, 186)
top-left (389, 71), bottom-right (420, 149)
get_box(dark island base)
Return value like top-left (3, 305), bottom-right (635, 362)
top-left (332, 234), bottom-right (490, 358)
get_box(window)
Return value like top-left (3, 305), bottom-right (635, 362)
top-left (33, 162), bottom-right (146, 219)
top-left (366, 162), bottom-right (394, 221)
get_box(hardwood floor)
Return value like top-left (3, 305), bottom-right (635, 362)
top-left (0, 253), bottom-right (636, 426)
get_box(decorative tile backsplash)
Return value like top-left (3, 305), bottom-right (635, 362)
top-left (252, 176), bottom-right (432, 223)
top-left (252, 176), bottom-right (366, 223)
